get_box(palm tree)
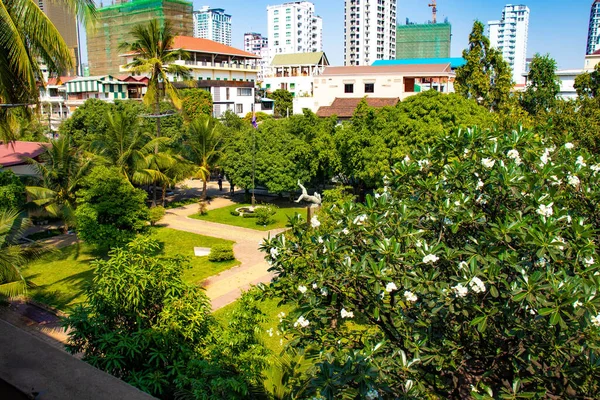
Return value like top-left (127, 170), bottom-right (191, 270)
top-left (0, 208), bottom-right (46, 297)
top-left (120, 19), bottom-right (191, 205)
top-left (0, 0), bottom-right (96, 142)
top-left (183, 115), bottom-right (223, 199)
top-left (26, 136), bottom-right (91, 232)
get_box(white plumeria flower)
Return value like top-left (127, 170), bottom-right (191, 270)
top-left (573, 300), bottom-right (583, 308)
top-left (567, 175), bottom-right (580, 187)
top-left (469, 277), bottom-right (486, 294)
top-left (353, 214), bottom-right (367, 225)
top-left (555, 236), bottom-right (566, 250)
top-left (310, 215), bottom-right (321, 228)
top-left (404, 290), bottom-right (418, 302)
top-left (564, 142), bottom-right (574, 150)
top-left (415, 239), bottom-right (423, 248)
top-left (536, 203), bottom-right (554, 218)
top-left (591, 314), bottom-right (600, 327)
top-left (278, 312), bottom-right (286, 322)
top-left (266, 328), bottom-right (274, 337)
top-left (404, 155), bottom-right (410, 163)
top-left (340, 308), bottom-right (354, 319)
top-left (452, 283), bottom-right (468, 297)
top-left (365, 389), bottom-right (379, 400)
top-left (320, 287), bottom-right (328, 296)
top-left (418, 159), bottom-right (431, 170)
top-left (576, 156), bottom-right (587, 167)
top-left (585, 256), bottom-right (595, 266)
top-left (385, 282), bottom-right (398, 292)
top-left (341, 228), bottom-right (350, 235)
top-left (312, 283), bottom-right (318, 289)
top-left (540, 152), bottom-right (550, 166)
top-left (550, 175), bottom-right (562, 186)
top-left (458, 261), bottom-right (469, 270)
top-left (293, 316), bottom-right (310, 328)
top-left (507, 149), bottom-right (519, 159)
top-left (481, 158), bottom-right (495, 168)
top-left (317, 236), bottom-right (324, 244)
top-left (454, 200), bottom-right (461, 206)
top-left (374, 193), bottom-right (381, 199)
top-left (270, 248), bottom-right (279, 259)
top-left (423, 254), bottom-right (439, 264)
top-left (591, 164), bottom-right (600, 174)
top-left (477, 179), bottom-right (484, 189)
top-left (298, 285), bottom-right (307, 294)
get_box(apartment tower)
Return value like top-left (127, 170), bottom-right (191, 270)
top-left (344, 0), bottom-right (397, 66)
top-left (38, 0), bottom-right (80, 75)
top-left (266, 1), bottom-right (323, 57)
top-left (488, 4), bottom-right (530, 84)
top-left (244, 32), bottom-right (268, 56)
top-left (193, 6), bottom-right (232, 46)
top-left (587, 0), bottom-right (600, 55)
top-left (86, 0), bottom-right (193, 76)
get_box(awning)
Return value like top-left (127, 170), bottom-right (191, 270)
top-left (260, 98), bottom-right (275, 102)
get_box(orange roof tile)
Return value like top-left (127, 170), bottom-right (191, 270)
top-left (172, 36), bottom-right (259, 58)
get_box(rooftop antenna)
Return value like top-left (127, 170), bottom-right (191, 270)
top-left (428, 0), bottom-right (437, 24)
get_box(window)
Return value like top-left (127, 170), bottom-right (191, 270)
top-left (274, 9), bottom-right (279, 15)
top-left (344, 84), bottom-right (354, 93)
top-left (274, 33), bottom-right (279, 38)
top-left (286, 24), bottom-right (291, 29)
top-left (274, 25), bottom-right (279, 30)
top-left (365, 83), bottom-right (374, 93)
top-left (286, 39), bottom-right (291, 44)
top-left (237, 88), bottom-right (252, 96)
top-left (286, 8), bottom-right (290, 13)
top-left (274, 40), bottom-right (279, 45)
top-left (235, 104), bottom-right (243, 114)
top-left (226, 88), bottom-right (230, 100)
top-left (286, 31), bottom-right (291, 37)
top-left (274, 17), bottom-right (279, 23)
top-left (286, 16), bottom-right (291, 21)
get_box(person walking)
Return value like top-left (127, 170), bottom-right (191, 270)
top-left (218, 176), bottom-right (223, 191)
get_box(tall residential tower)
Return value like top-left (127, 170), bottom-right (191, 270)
top-left (488, 4), bottom-right (530, 84)
top-left (38, 0), bottom-right (80, 75)
top-left (244, 32), bottom-right (268, 56)
top-left (193, 6), bottom-right (232, 46)
top-left (266, 1), bottom-right (323, 56)
top-left (344, 0), bottom-right (397, 66)
top-left (587, 0), bottom-right (600, 55)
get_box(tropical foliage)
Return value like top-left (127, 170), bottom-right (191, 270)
top-left (0, 169), bottom-right (25, 210)
top-left (262, 127), bottom-right (600, 398)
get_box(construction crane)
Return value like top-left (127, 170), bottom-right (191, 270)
top-left (428, 0), bottom-right (437, 24)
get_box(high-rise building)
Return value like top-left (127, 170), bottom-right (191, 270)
top-left (87, 0), bottom-right (193, 76)
top-left (193, 6), bottom-right (232, 46)
top-left (396, 21), bottom-right (451, 60)
top-left (488, 4), bottom-right (530, 84)
top-left (344, 0), bottom-right (397, 66)
top-left (244, 32), bottom-right (268, 56)
top-left (38, 0), bottom-right (80, 75)
top-left (587, 0), bottom-right (600, 55)
top-left (266, 1), bottom-right (323, 57)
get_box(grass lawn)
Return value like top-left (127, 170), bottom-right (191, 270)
top-left (214, 296), bottom-right (295, 353)
top-left (190, 203), bottom-right (306, 231)
top-left (21, 228), bottom-right (239, 312)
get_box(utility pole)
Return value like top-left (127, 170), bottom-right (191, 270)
top-left (428, 0), bottom-right (437, 24)
top-left (251, 103), bottom-right (256, 207)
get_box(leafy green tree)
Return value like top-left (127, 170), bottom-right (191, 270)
top-left (455, 21), bottom-right (513, 111)
top-left (0, 0), bottom-right (95, 142)
top-left (64, 236), bottom-right (268, 399)
top-left (0, 170), bottom-right (25, 210)
top-left (263, 127), bottom-right (600, 398)
top-left (574, 63), bottom-right (600, 99)
top-left (180, 88), bottom-right (213, 121)
top-left (268, 89), bottom-right (293, 118)
top-left (26, 136), bottom-right (91, 232)
top-left (521, 53), bottom-right (560, 115)
top-left (75, 166), bottom-right (149, 249)
top-left (0, 209), bottom-right (46, 296)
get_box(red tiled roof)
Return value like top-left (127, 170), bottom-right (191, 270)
top-left (316, 97), bottom-right (399, 118)
top-left (172, 36), bottom-right (259, 58)
top-left (0, 141), bottom-right (50, 167)
top-left (46, 76), bottom-right (76, 86)
top-left (116, 75), bottom-right (149, 84)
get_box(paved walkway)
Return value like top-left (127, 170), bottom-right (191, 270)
top-left (162, 194), bottom-right (286, 310)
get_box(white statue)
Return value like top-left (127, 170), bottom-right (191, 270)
top-left (295, 180), bottom-right (322, 205)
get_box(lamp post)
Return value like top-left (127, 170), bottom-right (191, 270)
top-left (251, 104), bottom-right (256, 207)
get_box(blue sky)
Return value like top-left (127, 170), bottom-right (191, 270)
top-left (190, 0), bottom-right (590, 69)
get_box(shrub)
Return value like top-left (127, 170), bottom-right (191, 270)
top-left (208, 244), bottom-right (234, 262)
top-left (263, 127), bottom-right (600, 398)
top-left (148, 206), bottom-right (165, 226)
top-left (242, 213), bottom-right (258, 219)
top-left (255, 205), bottom-right (277, 226)
top-left (230, 210), bottom-right (240, 216)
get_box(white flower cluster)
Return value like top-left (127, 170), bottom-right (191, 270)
top-left (576, 156), bottom-right (587, 167)
top-left (418, 159), bottom-right (431, 170)
top-left (423, 254), bottom-right (439, 264)
top-left (567, 175), bottom-right (580, 187)
top-left (585, 256), bottom-right (595, 266)
top-left (555, 236), bottom-right (566, 250)
top-left (573, 300), bottom-right (583, 308)
top-left (591, 164), bottom-right (600, 174)
top-left (477, 179), bottom-right (484, 189)
top-left (365, 389), bottom-right (379, 400)
top-left (311, 215), bottom-right (321, 228)
top-left (550, 175), bottom-right (562, 186)
top-left (537, 203), bottom-right (553, 218)
top-left (294, 316), bottom-right (310, 329)
top-left (592, 314), bottom-right (600, 327)
top-left (540, 148), bottom-right (551, 166)
top-left (270, 248), bottom-right (279, 260)
top-left (404, 290), bottom-right (418, 302)
top-left (564, 142), bottom-right (574, 150)
top-left (481, 158), bottom-right (496, 168)
top-left (469, 277), bottom-right (486, 294)
top-left (506, 149), bottom-right (522, 165)
top-left (278, 312), bottom-right (286, 322)
top-left (266, 328), bottom-right (274, 337)
top-left (385, 282), bottom-right (398, 292)
top-left (298, 285), bottom-right (307, 294)
top-left (340, 308), bottom-right (354, 319)
top-left (353, 214), bottom-right (367, 225)
top-left (452, 283), bottom-right (468, 297)
top-left (320, 287), bottom-right (328, 296)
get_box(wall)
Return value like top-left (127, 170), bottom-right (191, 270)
top-left (263, 76), bottom-right (313, 97)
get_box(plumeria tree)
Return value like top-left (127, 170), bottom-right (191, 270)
top-left (262, 127), bottom-right (600, 398)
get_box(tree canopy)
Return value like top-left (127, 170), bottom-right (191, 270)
top-left (521, 53), bottom-right (560, 115)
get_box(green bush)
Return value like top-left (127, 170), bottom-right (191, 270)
top-left (208, 244), bottom-right (234, 262)
top-left (148, 206), bottom-right (165, 226)
top-left (230, 210), bottom-right (240, 216)
top-left (255, 205), bottom-right (277, 226)
top-left (264, 127), bottom-right (600, 398)
top-left (242, 213), bottom-right (258, 219)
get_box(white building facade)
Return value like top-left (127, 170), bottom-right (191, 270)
top-left (244, 32), bottom-right (268, 55)
top-left (587, 1), bottom-right (600, 55)
top-left (263, 52), bottom-right (329, 97)
top-left (343, 0), bottom-right (397, 66)
top-left (488, 4), bottom-right (530, 85)
top-left (193, 6), bottom-right (232, 46)
top-left (266, 1), bottom-right (323, 58)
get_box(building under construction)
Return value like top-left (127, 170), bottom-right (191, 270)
top-left (86, 0), bottom-right (193, 76)
top-left (396, 22), bottom-right (451, 60)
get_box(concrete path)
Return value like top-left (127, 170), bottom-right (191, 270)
top-left (162, 194), bottom-right (286, 310)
